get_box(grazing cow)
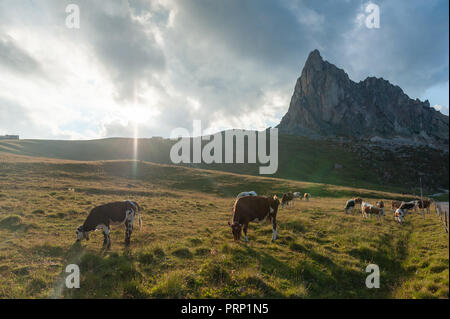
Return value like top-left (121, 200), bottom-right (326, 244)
top-left (414, 198), bottom-right (432, 214)
top-left (362, 205), bottom-right (385, 219)
top-left (400, 201), bottom-right (417, 211)
top-left (391, 200), bottom-right (403, 212)
top-left (394, 208), bottom-right (405, 224)
top-left (344, 199), bottom-right (356, 214)
top-left (228, 195), bottom-right (280, 242)
top-left (345, 197), bottom-right (363, 214)
top-left (236, 191), bottom-right (257, 199)
top-left (376, 200), bottom-right (384, 209)
top-left (293, 192), bottom-right (302, 199)
top-left (281, 192), bottom-right (294, 208)
top-left (76, 200), bottom-right (141, 249)
top-left (361, 201), bottom-right (371, 215)
top-left (303, 193), bottom-right (311, 201)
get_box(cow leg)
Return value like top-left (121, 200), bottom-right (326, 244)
top-left (102, 226), bottom-right (111, 249)
top-left (125, 211), bottom-right (134, 246)
top-left (271, 216), bottom-right (278, 242)
top-left (102, 231), bottom-right (108, 247)
top-left (243, 224), bottom-right (249, 242)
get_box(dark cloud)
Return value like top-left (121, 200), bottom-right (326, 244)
top-left (0, 33), bottom-right (42, 75)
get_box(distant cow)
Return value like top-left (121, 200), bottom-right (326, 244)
top-left (400, 201), bottom-right (417, 211)
top-left (230, 191), bottom-right (258, 212)
top-left (362, 205), bottom-right (385, 220)
top-left (236, 191), bottom-right (257, 199)
top-left (376, 200), bottom-right (384, 209)
top-left (303, 193), bottom-right (311, 201)
top-left (281, 192), bottom-right (294, 208)
top-left (394, 208), bottom-right (405, 224)
top-left (293, 192), bottom-right (302, 199)
top-left (345, 197), bottom-right (363, 214)
top-left (414, 198), bottom-right (432, 214)
top-left (76, 200), bottom-right (141, 249)
top-left (391, 200), bottom-right (403, 212)
top-left (361, 201), bottom-right (371, 215)
top-left (435, 202), bottom-right (449, 233)
top-left (229, 195), bottom-right (280, 242)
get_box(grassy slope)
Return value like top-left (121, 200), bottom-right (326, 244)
top-left (1, 136), bottom-right (448, 196)
top-left (0, 154), bottom-right (447, 298)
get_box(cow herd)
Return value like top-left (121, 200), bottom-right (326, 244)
top-left (345, 197), bottom-right (433, 224)
top-left (74, 191), bottom-right (434, 248)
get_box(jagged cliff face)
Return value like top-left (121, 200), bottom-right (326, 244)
top-left (277, 50), bottom-right (449, 149)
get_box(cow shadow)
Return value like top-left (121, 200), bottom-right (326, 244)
top-left (237, 238), bottom-right (404, 298)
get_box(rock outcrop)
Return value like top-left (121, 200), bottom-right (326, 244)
top-left (277, 50), bottom-right (449, 149)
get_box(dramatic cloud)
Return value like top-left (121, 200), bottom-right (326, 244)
top-left (0, 33), bottom-right (42, 75)
top-left (0, 0), bottom-right (448, 139)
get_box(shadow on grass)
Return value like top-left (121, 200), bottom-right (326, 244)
top-left (238, 237), bottom-right (409, 298)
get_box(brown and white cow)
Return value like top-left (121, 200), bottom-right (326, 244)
top-left (281, 192), bottom-right (294, 208)
top-left (228, 195), bottom-right (280, 242)
top-left (394, 208), bottom-right (405, 224)
top-left (362, 204), bottom-right (385, 219)
top-left (391, 200), bottom-right (403, 219)
top-left (400, 201), bottom-right (417, 211)
top-left (376, 200), bottom-right (384, 209)
top-left (76, 200), bottom-right (141, 249)
top-left (303, 193), bottom-right (311, 201)
top-left (344, 197), bottom-right (363, 214)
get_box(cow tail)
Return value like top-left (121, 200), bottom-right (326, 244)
top-left (135, 202), bottom-right (142, 230)
top-left (139, 212), bottom-right (142, 229)
top-left (138, 205), bottom-right (142, 229)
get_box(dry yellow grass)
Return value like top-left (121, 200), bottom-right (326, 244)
top-left (0, 153), bottom-right (448, 298)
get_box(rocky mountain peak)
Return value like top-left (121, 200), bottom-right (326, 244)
top-left (277, 50), bottom-right (449, 149)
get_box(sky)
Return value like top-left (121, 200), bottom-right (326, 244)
top-left (0, 0), bottom-right (448, 139)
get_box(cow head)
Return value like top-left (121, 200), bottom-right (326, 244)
top-left (126, 200), bottom-right (139, 212)
top-left (76, 225), bottom-right (89, 241)
top-left (228, 221), bottom-right (242, 241)
top-left (395, 209), bottom-right (404, 223)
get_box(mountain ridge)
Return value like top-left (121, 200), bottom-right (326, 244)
top-left (277, 50), bottom-right (449, 150)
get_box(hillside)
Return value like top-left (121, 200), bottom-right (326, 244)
top-left (0, 153), bottom-right (448, 298)
top-left (1, 136), bottom-right (448, 195)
